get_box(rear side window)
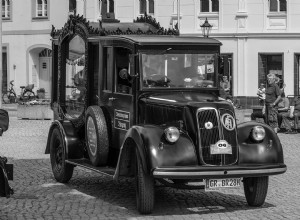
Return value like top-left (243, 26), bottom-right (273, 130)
top-left (103, 47), bottom-right (113, 91)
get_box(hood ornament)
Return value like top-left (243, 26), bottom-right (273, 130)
top-left (205, 121), bottom-right (213, 129)
top-left (221, 113), bottom-right (236, 131)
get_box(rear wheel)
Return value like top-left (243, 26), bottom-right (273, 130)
top-left (22, 91), bottom-right (35, 101)
top-left (135, 151), bottom-right (154, 214)
top-left (49, 127), bottom-right (74, 183)
top-left (85, 106), bottom-right (109, 166)
top-left (243, 176), bottom-right (269, 207)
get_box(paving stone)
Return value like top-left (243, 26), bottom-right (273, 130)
top-left (0, 117), bottom-right (299, 219)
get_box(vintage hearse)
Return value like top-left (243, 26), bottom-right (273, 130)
top-left (46, 14), bottom-right (287, 214)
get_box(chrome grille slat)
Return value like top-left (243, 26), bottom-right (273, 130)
top-left (197, 108), bottom-right (238, 165)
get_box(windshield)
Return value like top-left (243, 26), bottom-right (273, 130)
top-left (141, 53), bottom-right (217, 89)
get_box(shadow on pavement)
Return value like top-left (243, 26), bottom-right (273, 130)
top-left (2, 158), bottom-right (275, 218)
top-left (66, 169), bottom-right (275, 216)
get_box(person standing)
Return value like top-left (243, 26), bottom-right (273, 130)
top-left (277, 92), bottom-right (289, 129)
top-left (257, 83), bottom-right (266, 106)
top-left (265, 73), bottom-right (281, 133)
top-left (281, 96), bottom-right (300, 134)
top-left (220, 75), bottom-right (230, 94)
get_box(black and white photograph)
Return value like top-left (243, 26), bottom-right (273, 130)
top-left (0, 0), bottom-right (298, 219)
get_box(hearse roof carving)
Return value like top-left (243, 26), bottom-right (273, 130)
top-left (51, 13), bottom-right (181, 41)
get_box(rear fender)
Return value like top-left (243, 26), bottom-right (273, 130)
top-left (113, 125), bottom-right (197, 181)
top-left (237, 121), bottom-right (284, 164)
top-left (45, 120), bottom-right (84, 159)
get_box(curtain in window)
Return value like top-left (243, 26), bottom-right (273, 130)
top-left (140, 0), bottom-right (146, 14)
top-left (69, 0), bottom-right (76, 12)
top-left (37, 0), bottom-right (47, 17)
top-left (2, 0), bottom-right (10, 18)
top-left (2, 0), bottom-right (5, 17)
top-left (279, 0), bottom-right (286, 12)
top-left (44, 0), bottom-right (47, 16)
top-left (212, 0), bottom-right (219, 12)
top-left (109, 0), bottom-right (114, 13)
top-left (37, 0), bottom-right (43, 16)
top-left (269, 0), bottom-right (278, 12)
top-left (200, 0), bottom-right (209, 12)
top-left (2, 51), bottom-right (7, 92)
top-left (149, 0), bottom-right (154, 14)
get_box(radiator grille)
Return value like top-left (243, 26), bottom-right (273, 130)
top-left (197, 108), bottom-right (238, 165)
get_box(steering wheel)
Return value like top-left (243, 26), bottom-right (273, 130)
top-left (144, 74), bottom-right (171, 87)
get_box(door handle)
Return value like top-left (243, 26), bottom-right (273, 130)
top-left (108, 97), bottom-right (117, 101)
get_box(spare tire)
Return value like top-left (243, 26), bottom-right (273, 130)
top-left (85, 106), bottom-right (109, 166)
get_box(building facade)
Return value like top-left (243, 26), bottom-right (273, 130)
top-left (3, 0), bottom-right (300, 106)
top-left (1, 0), bottom-right (69, 97)
top-left (80, 0), bottom-right (300, 106)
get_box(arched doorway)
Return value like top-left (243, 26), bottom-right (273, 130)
top-left (27, 46), bottom-right (52, 98)
top-left (39, 48), bottom-right (52, 98)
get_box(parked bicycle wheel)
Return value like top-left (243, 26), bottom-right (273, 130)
top-left (22, 91), bottom-right (36, 102)
top-left (2, 92), bottom-right (17, 104)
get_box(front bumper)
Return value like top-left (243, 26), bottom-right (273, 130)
top-left (152, 164), bottom-right (287, 179)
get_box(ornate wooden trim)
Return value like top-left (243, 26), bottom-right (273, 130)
top-left (51, 13), bottom-right (179, 39)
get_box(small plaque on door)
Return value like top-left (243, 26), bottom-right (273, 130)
top-left (114, 110), bottom-right (130, 131)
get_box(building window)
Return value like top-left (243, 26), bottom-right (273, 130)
top-left (258, 54), bottom-right (284, 89)
top-left (2, 0), bottom-right (10, 20)
top-left (269, 0), bottom-right (286, 12)
top-left (139, 0), bottom-right (154, 15)
top-left (36, 0), bottom-right (47, 17)
top-left (69, 0), bottom-right (76, 14)
top-left (200, 0), bottom-right (219, 13)
top-left (108, 0), bottom-right (114, 13)
top-left (2, 47), bottom-right (8, 92)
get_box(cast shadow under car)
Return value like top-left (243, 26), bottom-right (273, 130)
top-left (64, 172), bottom-right (275, 216)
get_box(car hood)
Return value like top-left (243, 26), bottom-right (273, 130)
top-left (140, 91), bottom-right (233, 109)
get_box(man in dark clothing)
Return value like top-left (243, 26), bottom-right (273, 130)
top-left (281, 96), bottom-right (300, 134)
top-left (277, 92), bottom-right (289, 129)
top-left (265, 73), bottom-right (281, 133)
top-left (251, 108), bottom-right (266, 123)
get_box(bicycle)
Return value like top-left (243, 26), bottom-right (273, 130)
top-left (2, 80), bottom-right (17, 104)
top-left (19, 84), bottom-right (36, 102)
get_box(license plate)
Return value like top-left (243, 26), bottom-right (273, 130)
top-left (210, 140), bottom-right (232, 154)
top-left (205, 178), bottom-right (241, 191)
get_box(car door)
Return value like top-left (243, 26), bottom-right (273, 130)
top-left (102, 46), bottom-right (134, 149)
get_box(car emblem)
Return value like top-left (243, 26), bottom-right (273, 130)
top-left (205, 121), bottom-right (213, 129)
top-left (221, 113), bottom-right (236, 131)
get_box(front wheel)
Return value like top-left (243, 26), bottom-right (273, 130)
top-left (243, 176), bottom-right (269, 207)
top-left (135, 151), bottom-right (155, 214)
top-left (2, 92), bottom-right (16, 104)
top-left (49, 127), bottom-right (74, 183)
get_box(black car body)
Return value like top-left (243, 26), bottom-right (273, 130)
top-left (46, 14), bottom-right (287, 214)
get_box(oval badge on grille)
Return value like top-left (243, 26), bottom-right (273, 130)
top-left (221, 113), bottom-right (236, 131)
top-left (205, 121), bottom-right (213, 129)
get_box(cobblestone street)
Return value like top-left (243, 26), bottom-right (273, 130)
top-left (0, 115), bottom-right (298, 219)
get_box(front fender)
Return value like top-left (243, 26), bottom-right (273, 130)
top-left (45, 120), bottom-right (83, 159)
top-left (114, 125), bottom-right (197, 180)
top-left (237, 121), bottom-right (284, 164)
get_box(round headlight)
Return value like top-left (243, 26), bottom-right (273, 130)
top-left (164, 127), bottom-right (180, 143)
top-left (251, 126), bottom-right (266, 141)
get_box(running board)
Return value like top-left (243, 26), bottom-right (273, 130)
top-left (66, 159), bottom-right (116, 177)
